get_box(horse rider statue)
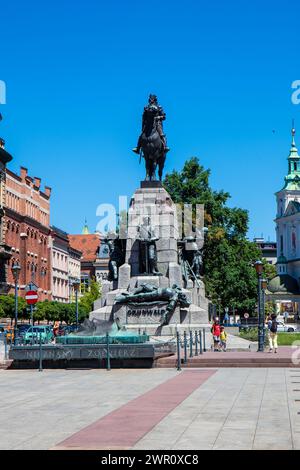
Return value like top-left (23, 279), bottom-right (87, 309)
top-left (132, 94), bottom-right (170, 181)
top-left (133, 94), bottom-right (170, 155)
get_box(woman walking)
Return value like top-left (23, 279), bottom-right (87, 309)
top-left (268, 313), bottom-right (279, 353)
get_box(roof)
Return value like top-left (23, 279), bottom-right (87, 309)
top-left (267, 274), bottom-right (300, 295)
top-left (68, 234), bottom-right (101, 262)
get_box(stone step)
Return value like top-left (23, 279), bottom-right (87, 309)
top-left (155, 361), bottom-right (299, 368)
top-left (0, 360), bottom-right (12, 370)
top-left (155, 353), bottom-right (300, 368)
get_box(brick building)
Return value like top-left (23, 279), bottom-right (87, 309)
top-left (0, 137), bottom-right (13, 293)
top-left (5, 166), bottom-right (52, 301)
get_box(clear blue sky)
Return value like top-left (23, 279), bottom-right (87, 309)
top-left (1, 0), bottom-right (299, 240)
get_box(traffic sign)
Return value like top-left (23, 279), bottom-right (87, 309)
top-left (25, 290), bottom-right (38, 305)
top-left (244, 313), bottom-right (249, 319)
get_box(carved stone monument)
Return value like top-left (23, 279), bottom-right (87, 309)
top-left (90, 96), bottom-right (209, 334)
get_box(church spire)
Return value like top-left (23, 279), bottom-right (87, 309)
top-left (291, 119), bottom-right (297, 152)
top-left (82, 218), bottom-right (90, 235)
top-left (283, 121), bottom-right (300, 190)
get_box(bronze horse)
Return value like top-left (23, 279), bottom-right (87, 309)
top-left (133, 95), bottom-right (168, 181)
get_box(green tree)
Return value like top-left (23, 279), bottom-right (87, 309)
top-left (164, 157), bottom-right (261, 314)
top-left (262, 259), bottom-right (277, 281)
top-left (0, 295), bottom-right (27, 321)
top-left (79, 279), bottom-right (101, 315)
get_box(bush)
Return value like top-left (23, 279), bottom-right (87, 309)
top-left (239, 327), bottom-right (258, 342)
top-left (239, 327), bottom-right (268, 345)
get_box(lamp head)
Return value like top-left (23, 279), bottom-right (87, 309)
top-left (254, 260), bottom-right (263, 275)
top-left (11, 263), bottom-right (21, 281)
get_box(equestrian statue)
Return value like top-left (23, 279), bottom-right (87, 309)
top-left (132, 94), bottom-right (169, 181)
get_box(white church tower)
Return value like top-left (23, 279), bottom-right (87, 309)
top-left (275, 124), bottom-right (300, 280)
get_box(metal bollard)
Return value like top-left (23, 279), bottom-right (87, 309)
top-left (176, 331), bottom-right (181, 371)
top-left (189, 330), bottom-right (193, 358)
top-left (183, 331), bottom-right (188, 363)
top-left (195, 331), bottom-right (198, 355)
top-left (202, 327), bottom-right (206, 352)
top-left (199, 329), bottom-right (203, 354)
top-left (38, 332), bottom-right (43, 372)
top-left (106, 332), bottom-right (111, 371)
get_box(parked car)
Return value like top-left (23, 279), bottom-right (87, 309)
top-left (24, 326), bottom-right (54, 344)
top-left (17, 324), bottom-right (32, 342)
top-left (276, 320), bottom-right (296, 333)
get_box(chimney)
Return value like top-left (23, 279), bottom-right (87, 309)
top-left (20, 166), bottom-right (28, 180)
top-left (44, 186), bottom-right (52, 197)
top-left (34, 176), bottom-right (41, 189)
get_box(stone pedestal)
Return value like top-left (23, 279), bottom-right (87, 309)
top-left (126, 184), bottom-right (180, 278)
top-left (90, 181), bottom-right (209, 334)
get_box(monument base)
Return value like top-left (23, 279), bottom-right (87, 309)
top-left (91, 183), bottom-right (209, 335)
top-left (140, 180), bottom-right (163, 189)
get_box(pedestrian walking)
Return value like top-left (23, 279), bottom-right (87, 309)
top-left (224, 311), bottom-right (230, 325)
top-left (211, 318), bottom-right (221, 351)
top-left (268, 313), bottom-right (279, 353)
top-left (220, 326), bottom-right (227, 351)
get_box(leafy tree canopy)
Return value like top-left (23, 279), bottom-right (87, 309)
top-left (164, 157), bottom-right (262, 314)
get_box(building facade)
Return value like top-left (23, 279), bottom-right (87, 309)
top-left (51, 226), bottom-right (82, 302)
top-left (0, 137), bottom-right (13, 293)
top-left (253, 237), bottom-right (277, 265)
top-left (68, 245), bottom-right (82, 301)
top-left (266, 127), bottom-right (300, 314)
top-left (5, 166), bottom-right (52, 301)
top-left (51, 226), bottom-right (69, 302)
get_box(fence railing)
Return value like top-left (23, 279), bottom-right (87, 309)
top-left (176, 328), bottom-right (207, 371)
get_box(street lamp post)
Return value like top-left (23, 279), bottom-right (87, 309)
top-left (11, 263), bottom-right (21, 345)
top-left (72, 279), bottom-right (80, 331)
top-left (261, 277), bottom-right (268, 347)
top-left (254, 260), bottom-right (264, 352)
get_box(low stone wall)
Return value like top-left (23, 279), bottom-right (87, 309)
top-left (8, 342), bottom-right (175, 369)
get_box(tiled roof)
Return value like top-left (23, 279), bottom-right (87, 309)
top-left (68, 234), bottom-right (100, 262)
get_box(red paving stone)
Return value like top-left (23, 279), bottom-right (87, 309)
top-left (53, 370), bottom-right (216, 450)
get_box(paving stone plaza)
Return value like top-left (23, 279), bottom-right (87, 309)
top-left (1, 367), bottom-right (300, 450)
